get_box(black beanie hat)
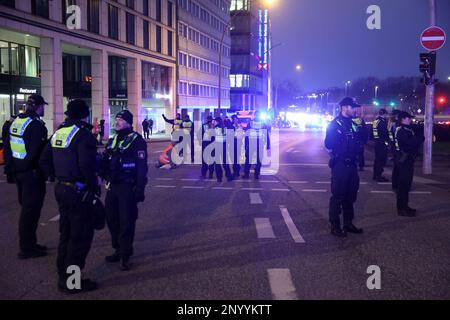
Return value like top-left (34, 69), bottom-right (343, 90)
top-left (65, 99), bottom-right (90, 120)
top-left (116, 110), bottom-right (133, 125)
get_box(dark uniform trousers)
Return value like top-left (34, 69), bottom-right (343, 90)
top-left (201, 141), bottom-right (214, 178)
top-left (16, 170), bottom-right (46, 252)
top-left (396, 157), bottom-right (414, 210)
top-left (358, 144), bottom-right (365, 169)
top-left (329, 161), bottom-right (360, 227)
top-left (244, 136), bottom-right (262, 177)
top-left (55, 184), bottom-right (94, 277)
top-left (105, 183), bottom-right (138, 258)
top-left (213, 142), bottom-right (232, 180)
top-left (233, 136), bottom-right (241, 177)
top-left (373, 141), bottom-right (388, 179)
top-left (392, 162), bottom-right (399, 190)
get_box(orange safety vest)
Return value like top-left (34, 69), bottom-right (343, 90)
top-left (159, 144), bottom-right (173, 165)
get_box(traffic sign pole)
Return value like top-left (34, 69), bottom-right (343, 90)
top-left (423, 0), bottom-right (437, 175)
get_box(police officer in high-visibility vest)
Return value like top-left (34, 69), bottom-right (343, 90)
top-left (4, 94), bottom-right (48, 259)
top-left (231, 115), bottom-right (245, 179)
top-left (211, 117), bottom-right (233, 182)
top-left (162, 113), bottom-right (183, 134)
top-left (39, 99), bottom-right (99, 293)
top-left (244, 111), bottom-right (270, 180)
top-left (372, 109), bottom-right (389, 182)
top-left (325, 97), bottom-right (364, 237)
top-left (201, 115), bottom-right (214, 179)
top-left (389, 109), bottom-right (401, 191)
top-left (394, 112), bottom-right (424, 217)
top-left (181, 114), bottom-right (194, 163)
top-left (102, 110), bottom-right (148, 271)
top-left (353, 108), bottom-right (368, 171)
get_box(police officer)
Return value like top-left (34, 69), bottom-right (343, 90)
top-left (394, 112), bottom-right (424, 217)
top-left (4, 94), bottom-right (48, 259)
top-left (389, 110), bottom-right (401, 191)
top-left (372, 109), bottom-right (389, 182)
top-left (162, 113), bottom-right (182, 134)
top-left (353, 108), bottom-right (368, 171)
top-left (181, 114), bottom-right (195, 163)
top-left (201, 115), bottom-right (214, 179)
top-left (102, 110), bottom-right (148, 271)
top-left (211, 117), bottom-right (233, 182)
top-left (244, 111), bottom-right (270, 180)
top-left (325, 97), bottom-right (363, 237)
top-left (231, 115), bottom-right (244, 179)
top-left (39, 99), bottom-right (99, 293)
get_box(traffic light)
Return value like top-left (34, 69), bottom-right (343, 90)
top-left (390, 101), bottom-right (396, 107)
top-left (419, 52), bottom-right (436, 85)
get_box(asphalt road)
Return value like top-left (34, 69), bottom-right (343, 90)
top-left (0, 129), bottom-right (449, 300)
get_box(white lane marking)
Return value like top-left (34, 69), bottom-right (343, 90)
top-left (250, 193), bottom-right (263, 205)
top-left (280, 206), bottom-right (305, 244)
top-left (242, 187), bottom-right (263, 191)
top-left (410, 191), bottom-right (432, 195)
top-left (377, 182), bottom-right (391, 185)
top-left (370, 190), bottom-right (394, 194)
top-left (181, 178), bottom-right (200, 182)
top-left (289, 181), bottom-right (308, 184)
top-left (49, 215), bottom-right (60, 222)
top-left (258, 180), bottom-right (280, 184)
top-left (153, 185), bottom-right (177, 188)
top-left (360, 182), bottom-right (368, 185)
top-left (254, 218), bottom-right (276, 239)
top-left (267, 269), bottom-right (299, 300)
top-left (302, 189), bottom-right (327, 193)
top-left (182, 186), bottom-right (205, 189)
top-left (272, 189), bottom-right (290, 192)
top-left (156, 178), bottom-right (175, 181)
top-left (152, 150), bottom-right (164, 154)
top-left (316, 181), bottom-right (331, 184)
top-left (212, 187), bottom-right (233, 190)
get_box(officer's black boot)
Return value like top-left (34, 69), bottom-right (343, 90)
top-left (105, 251), bottom-right (120, 263)
top-left (120, 256), bottom-right (130, 271)
top-left (331, 225), bottom-right (347, 238)
top-left (18, 248), bottom-right (47, 260)
top-left (344, 223), bottom-right (364, 234)
top-left (398, 208), bottom-right (415, 217)
top-left (34, 244), bottom-right (48, 251)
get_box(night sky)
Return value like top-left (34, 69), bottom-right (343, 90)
top-left (270, 0), bottom-right (450, 92)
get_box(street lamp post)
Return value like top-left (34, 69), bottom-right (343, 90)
top-left (375, 86), bottom-right (379, 100)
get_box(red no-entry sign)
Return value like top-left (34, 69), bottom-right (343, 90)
top-left (421, 26), bottom-right (446, 51)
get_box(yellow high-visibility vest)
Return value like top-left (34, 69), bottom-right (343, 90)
top-left (9, 117), bottom-right (33, 159)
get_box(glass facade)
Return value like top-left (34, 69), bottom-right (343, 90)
top-left (0, 41), bottom-right (40, 77)
top-left (142, 61), bottom-right (172, 135)
top-left (0, 39), bottom-right (41, 125)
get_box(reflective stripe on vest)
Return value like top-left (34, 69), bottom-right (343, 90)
top-left (174, 119), bottom-right (182, 130)
top-left (373, 119), bottom-right (380, 139)
top-left (183, 121), bottom-right (192, 135)
top-left (9, 117), bottom-right (33, 159)
top-left (108, 132), bottom-right (138, 151)
top-left (394, 127), bottom-right (402, 151)
top-left (51, 125), bottom-right (81, 149)
top-left (215, 127), bottom-right (225, 143)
